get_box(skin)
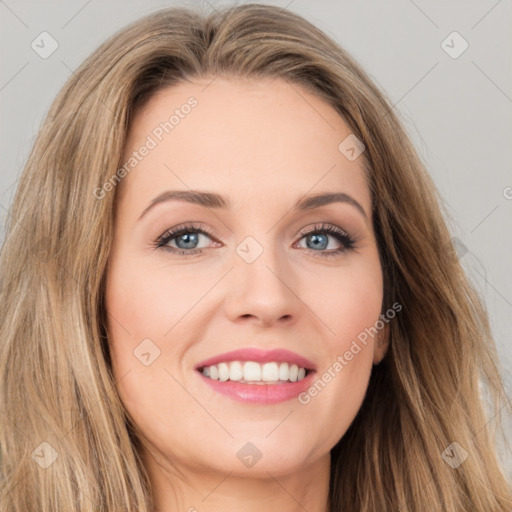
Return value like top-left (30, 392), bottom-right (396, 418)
top-left (105, 76), bottom-right (390, 512)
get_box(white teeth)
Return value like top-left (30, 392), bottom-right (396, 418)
top-left (200, 361), bottom-right (310, 383)
top-left (229, 361), bottom-right (243, 381)
top-left (289, 364), bottom-right (299, 382)
top-left (218, 362), bottom-right (230, 382)
top-left (209, 365), bottom-right (219, 380)
top-left (243, 361), bottom-right (261, 381)
top-left (278, 362), bottom-right (288, 381)
top-left (261, 362), bottom-right (279, 381)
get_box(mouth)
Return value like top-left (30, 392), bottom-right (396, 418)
top-left (194, 347), bottom-right (317, 403)
top-left (197, 360), bottom-right (313, 384)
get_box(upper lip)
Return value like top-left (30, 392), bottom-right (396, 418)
top-left (195, 347), bottom-right (317, 371)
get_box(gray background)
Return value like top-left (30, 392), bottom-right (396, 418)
top-left (1, 0), bottom-right (511, 477)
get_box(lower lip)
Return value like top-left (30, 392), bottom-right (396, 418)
top-left (197, 370), bottom-right (316, 404)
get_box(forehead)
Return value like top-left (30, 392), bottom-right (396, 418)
top-left (118, 76), bottom-right (370, 217)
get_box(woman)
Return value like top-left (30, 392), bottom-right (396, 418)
top-left (0, 4), bottom-right (510, 511)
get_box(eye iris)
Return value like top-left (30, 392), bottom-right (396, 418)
top-left (307, 233), bottom-right (328, 250)
top-left (176, 232), bottom-right (198, 249)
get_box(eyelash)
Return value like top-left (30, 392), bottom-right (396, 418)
top-left (154, 222), bottom-right (357, 259)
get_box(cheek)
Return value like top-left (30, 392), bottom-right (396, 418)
top-left (319, 256), bottom-right (384, 351)
top-left (300, 258), bottom-right (382, 424)
top-left (105, 256), bottom-right (189, 345)
top-left (106, 255), bottom-right (216, 336)
top-left (103, 256), bottom-right (183, 428)
top-left (104, 254), bottom-right (166, 373)
top-left (103, 250), bottom-right (216, 385)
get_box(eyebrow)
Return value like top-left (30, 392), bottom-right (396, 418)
top-left (138, 189), bottom-right (368, 220)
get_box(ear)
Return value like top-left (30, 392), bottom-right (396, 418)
top-left (373, 320), bottom-right (390, 365)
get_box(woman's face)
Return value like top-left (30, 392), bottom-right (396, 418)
top-left (105, 76), bottom-right (388, 479)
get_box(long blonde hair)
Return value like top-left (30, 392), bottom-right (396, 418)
top-left (0, 4), bottom-right (510, 511)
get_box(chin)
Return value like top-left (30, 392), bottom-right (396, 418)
top-left (204, 435), bottom-right (321, 477)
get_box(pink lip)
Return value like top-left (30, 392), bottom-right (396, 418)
top-left (197, 371), bottom-right (316, 404)
top-left (194, 347), bottom-right (317, 371)
top-left (194, 348), bottom-right (317, 404)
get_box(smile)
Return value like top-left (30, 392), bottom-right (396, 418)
top-left (194, 347), bottom-right (316, 403)
top-left (200, 360), bottom-right (309, 383)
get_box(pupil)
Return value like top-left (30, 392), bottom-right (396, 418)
top-left (177, 232), bottom-right (198, 249)
top-left (307, 233), bottom-right (327, 250)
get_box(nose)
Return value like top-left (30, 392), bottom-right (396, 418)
top-left (224, 239), bottom-right (301, 328)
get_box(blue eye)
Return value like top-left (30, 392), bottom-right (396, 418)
top-left (155, 222), bottom-right (356, 258)
top-left (155, 223), bottom-right (215, 256)
top-left (295, 224), bottom-right (356, 255)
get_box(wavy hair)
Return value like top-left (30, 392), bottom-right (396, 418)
top-left (0, 4), bottom-right (510, 511)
